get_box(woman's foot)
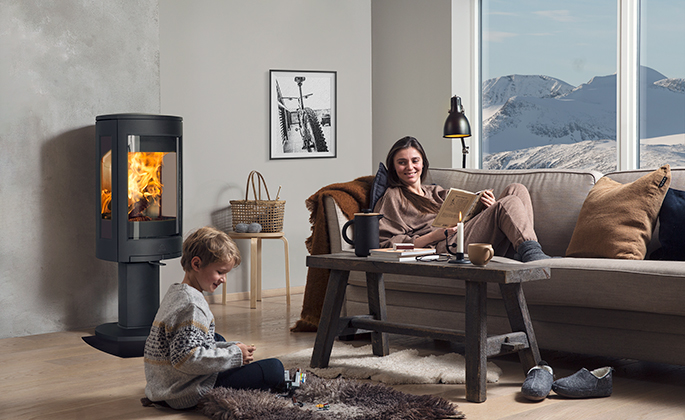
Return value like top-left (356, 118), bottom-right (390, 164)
top-left (516, 240), bottom-right (551, 262)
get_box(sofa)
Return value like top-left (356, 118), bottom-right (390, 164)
top-left (323, 167), bottom-right (685, 366)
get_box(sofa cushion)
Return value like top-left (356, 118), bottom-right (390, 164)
top-left (369, 162), bottom-right (388, 211)
top-left (650, 188), bottom-right (685, 261)
top-left (566, 165), bottom-right (671, 259)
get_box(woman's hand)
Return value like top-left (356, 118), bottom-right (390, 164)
top-left (480, 189), bottom-right (496, 208)
top-left (237, 343), bottom-right (256, 365)
top-left (414, 226), bottom-right (459, 248)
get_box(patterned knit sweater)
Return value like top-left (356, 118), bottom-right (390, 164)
top-left (144, 283), bottom-right (244, 409)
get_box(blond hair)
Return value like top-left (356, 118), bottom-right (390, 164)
top-left (180, 226), bottom-right (241, 271)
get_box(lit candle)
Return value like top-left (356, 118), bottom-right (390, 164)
top-left (457, 212), bottom-right (464, 253)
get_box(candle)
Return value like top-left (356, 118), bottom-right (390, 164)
top-left (457, 212), bottom-right (464, 253)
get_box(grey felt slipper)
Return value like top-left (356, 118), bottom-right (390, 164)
top-left (521, 360), bottom-right (554, 401)
top-left (552, 367), bottom-right (613, 398)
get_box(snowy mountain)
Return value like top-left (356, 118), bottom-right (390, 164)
top-left (483, 140), bottom-right (685, 173)
top-left (482, 67), bottom-right (685, 171)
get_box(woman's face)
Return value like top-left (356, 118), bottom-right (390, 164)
top-left (393, 147), bottom-right (424, 187)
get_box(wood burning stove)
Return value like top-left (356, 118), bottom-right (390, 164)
top-left (85, 113), bottom-right (182, 357)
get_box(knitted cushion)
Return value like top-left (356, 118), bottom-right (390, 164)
top-left (565, 165), bottom-right (671, 259)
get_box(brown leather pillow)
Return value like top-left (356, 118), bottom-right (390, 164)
top-left (566, 165), bottom-right (671, 259)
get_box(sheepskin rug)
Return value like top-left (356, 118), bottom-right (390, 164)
top-left (278, 342), bottom-right (502, 385)
top-left (198, 374), bottom-right (465, 420)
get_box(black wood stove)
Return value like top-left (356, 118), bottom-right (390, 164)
top-left (84, 113), bottom-right (183, 357)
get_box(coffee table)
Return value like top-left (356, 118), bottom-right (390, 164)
top-left (307, 253), bottom-right (550, 403)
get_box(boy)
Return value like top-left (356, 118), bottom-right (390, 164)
top-left (144, 226), bottom-right (284, 409)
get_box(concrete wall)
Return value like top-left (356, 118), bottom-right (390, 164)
top-left (0, 1), bottom-right (160, 339)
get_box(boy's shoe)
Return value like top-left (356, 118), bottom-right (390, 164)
top-left (521, 360), bottom-right (554, 401)
top-left (552, 367), bottom-right (613, 398)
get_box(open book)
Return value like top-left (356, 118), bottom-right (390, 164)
top-left (432, 188), bottom-right (490, 228)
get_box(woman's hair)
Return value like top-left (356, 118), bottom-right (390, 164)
top-left (181, 226), bottom-right (242, 272)
top-left (385, 136), bottom-right (440, 214)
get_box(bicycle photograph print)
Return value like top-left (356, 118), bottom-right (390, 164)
top-left (269, 70), bottom-right (336, 159)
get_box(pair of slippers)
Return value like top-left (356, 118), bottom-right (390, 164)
top-left (521, 361), bottom-right (613, 401)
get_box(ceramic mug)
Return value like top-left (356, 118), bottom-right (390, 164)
top-left (468, 243), bottom-right (494, 267)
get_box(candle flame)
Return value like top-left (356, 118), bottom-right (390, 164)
top-left (459, 211), bottom-right (462, 222)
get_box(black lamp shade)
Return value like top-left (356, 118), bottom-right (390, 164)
top-left (443, 96), bottom-right (471, 138)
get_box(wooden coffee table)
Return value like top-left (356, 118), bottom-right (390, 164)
top-left (307, 253), bottom-right (550, 403)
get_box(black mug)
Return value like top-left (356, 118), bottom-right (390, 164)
top-left (342, 211), bottom-right (384, 257)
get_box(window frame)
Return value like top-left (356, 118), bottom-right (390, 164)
top-left (456, 0), bottom-right (642, 170)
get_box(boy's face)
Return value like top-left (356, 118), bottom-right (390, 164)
top-left (191, 257), bottom-right (234, 293)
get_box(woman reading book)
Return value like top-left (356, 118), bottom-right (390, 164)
top-left (373, 136), bottom-right (550, 262)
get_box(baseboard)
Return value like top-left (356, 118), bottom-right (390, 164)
top-left (206, 286), bottom-right (305, 304)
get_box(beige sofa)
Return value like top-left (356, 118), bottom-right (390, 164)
top-left (324, 167), bottom-right (685, 366)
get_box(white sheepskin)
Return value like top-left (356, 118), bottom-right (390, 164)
top-left (278, 342), bottom-right (502, 385)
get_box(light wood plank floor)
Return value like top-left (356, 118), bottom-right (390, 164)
top-left (2, 293), bottom-right (684, 419)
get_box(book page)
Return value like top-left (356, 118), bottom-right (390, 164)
top-left (432, 188), bottom-right (478, 228)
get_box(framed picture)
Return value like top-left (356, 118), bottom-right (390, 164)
top-left (270, 70), bottom-right (336, 159)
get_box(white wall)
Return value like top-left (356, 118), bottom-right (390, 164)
top-left (372, 0), bottom-right (453, 170)
top-left (0, 0), bottom-right (455, 339)
top-left (158, 1), bottom-right (373, 299)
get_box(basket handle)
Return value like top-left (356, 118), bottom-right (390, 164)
top-left (245, 170), bottom-right (272, 201)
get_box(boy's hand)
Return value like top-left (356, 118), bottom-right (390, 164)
top-left (237, 343), bottom-right (256, 364)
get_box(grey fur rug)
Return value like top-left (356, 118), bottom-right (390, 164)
top-left (198, 374), bottom-right (464, 420)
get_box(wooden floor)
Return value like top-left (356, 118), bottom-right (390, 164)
top-left (2, 293), bottom-right (685, 420)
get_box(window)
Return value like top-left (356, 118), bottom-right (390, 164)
top-left (639, 0), bottom-right (685, 168)
top-left (481, 0), bottom-right (617, 171)
top-left (479, 0), bottom-right (685, 171)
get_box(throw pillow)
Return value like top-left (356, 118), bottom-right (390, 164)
top-left (565, 165), bottom-right (671, 259)
top-left (650, 188), bottom-right (685, 261)
top-left (369, 162), bottom-right (388, 211)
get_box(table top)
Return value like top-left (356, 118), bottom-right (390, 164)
top-left (306, 253), bottom-right (550, 284)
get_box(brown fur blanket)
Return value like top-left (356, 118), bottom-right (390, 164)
top-left (290, 176), bottom-right (374, 332)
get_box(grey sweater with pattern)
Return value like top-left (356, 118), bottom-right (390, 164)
top-left (144, 283), bottom-right (244, 409)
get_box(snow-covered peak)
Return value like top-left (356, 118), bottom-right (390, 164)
top-left (483, 74), bottom-right (574, 108)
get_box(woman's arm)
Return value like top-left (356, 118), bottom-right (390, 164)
top-left (413, 225), bottom-right (459, 248)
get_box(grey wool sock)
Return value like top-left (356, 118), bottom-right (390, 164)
top-left (517, 240), bottom-right (551, 262)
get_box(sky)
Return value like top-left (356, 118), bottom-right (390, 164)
top-left (482, 0), bottom-right (685, 87)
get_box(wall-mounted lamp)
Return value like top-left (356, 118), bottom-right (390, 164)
top-left (443, 96), bottom-right (471, 168)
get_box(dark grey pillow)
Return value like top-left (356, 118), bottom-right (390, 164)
top-left (369, 162), bottom-right (388, 211)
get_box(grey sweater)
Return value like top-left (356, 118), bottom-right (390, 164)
top-left (144, 283), bottom-right (244, 409)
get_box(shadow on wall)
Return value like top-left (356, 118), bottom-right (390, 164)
top-left (40, 125), bottom-right (117, 331)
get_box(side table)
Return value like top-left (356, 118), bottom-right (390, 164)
top-left (227, 232), bottom-right (290, 309)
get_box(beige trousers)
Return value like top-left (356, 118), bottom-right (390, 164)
top-left (437, 183), bottom-right (538, 257)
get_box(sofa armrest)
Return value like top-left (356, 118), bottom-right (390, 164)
top-left (324, 195), bottom-right (354, 253)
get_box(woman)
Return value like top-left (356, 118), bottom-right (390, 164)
top-left (373, 136), bottom-right (550, 262)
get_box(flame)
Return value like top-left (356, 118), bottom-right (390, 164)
top-left (128, 152), bottom-right (167, 221)
top-left (101, 150), bottom-right (112, 219)
top-left (459, 211), bottom-right (463, 223)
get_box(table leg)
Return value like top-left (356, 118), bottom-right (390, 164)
top-left (365, 272), bottom-right (389, 357)
top-left (310, 269), bottom-right (350, 368)
top-left (249, 238), bottom-right (258, 309)
top-left (499, 283), bottom-right (541, 374)
top-left (256, 238), bottom-right (262, 302)
top-left (465, 280), bottom-right (488, 403)
top-left (280, 236), bottom-right (291, 306)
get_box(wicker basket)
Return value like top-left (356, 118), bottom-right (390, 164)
top-left (229, 171), bottom-right (285, 233)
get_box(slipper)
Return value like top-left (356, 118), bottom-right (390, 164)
top-left (521, 360), bottom-right (554, 401)
top-left (552, 367), bottom-right (613, 398)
